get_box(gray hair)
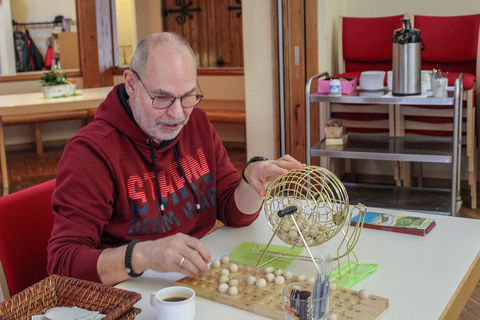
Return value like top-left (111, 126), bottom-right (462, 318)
top-left (129, 32), bottom-right (196, 76)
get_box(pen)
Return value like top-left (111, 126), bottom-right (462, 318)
top-left (313, 274), bottom-right (323, 319)
top-left (319, 275), bottom-right (330, 318)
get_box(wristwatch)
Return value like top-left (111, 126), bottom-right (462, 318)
top-left (242, 156), bottom-right (268, 184)
top-left (125, 240), bottom-right (144, 277)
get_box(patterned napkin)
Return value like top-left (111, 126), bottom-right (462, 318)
top-left (32, 306), bottom-right (105, 320)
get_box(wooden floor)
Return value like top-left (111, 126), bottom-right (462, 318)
top-left (1, 143), bottom-right (479, 319)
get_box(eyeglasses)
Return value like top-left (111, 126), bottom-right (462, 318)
top-left (131, 69), bottom-right (204, 110)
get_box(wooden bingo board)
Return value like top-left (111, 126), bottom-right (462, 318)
top-left (176, 261), bottom-right (389, 320)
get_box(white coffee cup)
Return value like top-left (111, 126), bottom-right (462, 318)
top-left (150, 286), bottom-right (196, 320)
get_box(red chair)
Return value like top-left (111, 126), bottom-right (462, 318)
top-left (397, 14), bottom-right (480, 207)
top-left (0, 179), bottom-right (56, 300)
top-left (339, 15), bottom-right (405, 75)
top-left (329, 15), bottom-right (404, 181)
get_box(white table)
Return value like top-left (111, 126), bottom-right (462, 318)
top-left (0, 87), bottom-right (111, 195)
top-left (117, 207), bottom-right (480, 320)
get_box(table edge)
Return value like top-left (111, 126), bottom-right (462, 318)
top-left (439, 250), bottom-right (480, 319)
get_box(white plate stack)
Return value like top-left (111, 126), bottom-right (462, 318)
top-left (359, 71), bottom-right (386, 91)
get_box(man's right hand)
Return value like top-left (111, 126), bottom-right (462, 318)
top-left (136, 233), bottom-right (211, 277)
top-left (97, 233), bottom-right (211, 286)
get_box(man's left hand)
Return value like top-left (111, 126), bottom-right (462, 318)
top-left (243, 154), bottom-right (304, 197)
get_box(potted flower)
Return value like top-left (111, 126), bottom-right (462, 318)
top-left (39, 69), bottom-right (76, 98)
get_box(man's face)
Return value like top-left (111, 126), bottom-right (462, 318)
top-left (127, 45), bottom-right (197, 143)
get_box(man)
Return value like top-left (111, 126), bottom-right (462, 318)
top-left (47, 32), bottom-right (302, 286)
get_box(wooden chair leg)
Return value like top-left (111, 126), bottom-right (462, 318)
top-left (330, 158), bottom-right (340, 177)
top-left (417, 163), bottom-right (423, 188)
top-left (34, 123), bottom-right (43, 155)
top-left (470, 146), bottom-right (477, 209)
top-left (394, 161), bottom-right (402, 187)
top-left (394, 103), bottom-right (413, 186)
top-left (390, 104), bottom-right (403, 186)
top-left (400, 162), bottom-right (412, 187)
top-left (464, 90), bottom-right (476, 208)
top-left (0, 121), bottom-right (8, 195)
top-left (350, 159), bottom-right (357, 182)
top-left (344, 158), bottom-right (352, 175)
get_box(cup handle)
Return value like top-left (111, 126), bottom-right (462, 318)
top-left (150, 291), bottom-right (157, 307)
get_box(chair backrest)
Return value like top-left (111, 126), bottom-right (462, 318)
top-left (414, 14), bottom-right (480, 75)
top-left (0, 179), bottom-right (56, 299)
top-left (339, 15), bottom-right (405, 73)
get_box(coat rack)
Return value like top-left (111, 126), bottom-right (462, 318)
top-left (12, 20), bottom-right (55, 28)
top-left (12, 19), bottom-right (74, 29)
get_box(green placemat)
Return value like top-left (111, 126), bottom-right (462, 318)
top-left (228, 241), bottom-right (304, 270)
top-left (40, 92), bottom-right (83, 100)
top-left (329, 261), bottom-right (378, 288)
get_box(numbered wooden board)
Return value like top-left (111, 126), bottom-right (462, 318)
top-left (176, 261), bottom-right (389, 320)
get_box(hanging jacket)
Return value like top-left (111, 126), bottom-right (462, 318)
top-left (45, 37), bottom-right (53, 69)
top-left (13, 30), bottom-right (30, 72)
top-left (47, 84), bottom-right (260, 282)
top-left (25, 29), bottom-right (45, 70)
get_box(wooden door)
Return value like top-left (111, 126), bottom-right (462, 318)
top-left (76, 0), bottom-right (115, 88)
top-left (276, 0), bottom-right (318, 163)
top-left (163, 0), bottom-right (243, 68)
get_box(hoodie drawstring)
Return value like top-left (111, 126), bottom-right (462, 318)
top-left (173, 145), bottom-right (202, 213)
top-left (148, 139), bottom-right (165, 215)
top-left (147, 139), bottom-right (202, 215)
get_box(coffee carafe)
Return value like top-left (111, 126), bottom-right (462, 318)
top-left (392, 18), bottom-right (424, 96)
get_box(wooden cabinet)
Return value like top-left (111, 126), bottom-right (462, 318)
top-left (52, 32), bottom-right (80, 70)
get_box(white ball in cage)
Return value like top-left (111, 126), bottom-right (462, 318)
top-left (264, 166), bottom-right (350, 248)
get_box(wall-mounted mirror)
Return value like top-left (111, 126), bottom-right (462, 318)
top-left (5, 0), bottom-right (79, 74)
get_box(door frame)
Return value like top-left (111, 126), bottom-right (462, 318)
top-left (272, 0), bottom-right (318, 162)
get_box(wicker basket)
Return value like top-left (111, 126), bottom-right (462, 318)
top-left (0, 275), bottom-right (141, 320)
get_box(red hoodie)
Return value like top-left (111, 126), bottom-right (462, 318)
top-left (47, 84), bottom-right (259, 282)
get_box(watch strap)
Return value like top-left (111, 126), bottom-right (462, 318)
top-left (125, 240), bottom-right (143, 277)
top-left (241, 156), bottom-right (268, 184)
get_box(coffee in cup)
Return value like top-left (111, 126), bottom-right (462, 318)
top-left (150, 286), bottom-right (195, 320)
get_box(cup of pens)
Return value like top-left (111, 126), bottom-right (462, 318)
top-left (430, 69), bottom-right (448, 98)
top-left (282, 277), bottom-right (330, 320)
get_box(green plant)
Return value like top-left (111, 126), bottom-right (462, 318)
top-left (39, 69), bottom-right (70, 86)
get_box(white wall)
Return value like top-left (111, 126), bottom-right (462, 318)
top-left (115, 0), bottom-right (137, 67)
top-left (134, 0), bottom-right (162, 47)
top-left (242, 0), bottom-right (276, 159)
top-left (318, 0), bottom-right (344, 75)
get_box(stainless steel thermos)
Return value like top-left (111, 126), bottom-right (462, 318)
top-left (392, 18), bottom-right (424, 96)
